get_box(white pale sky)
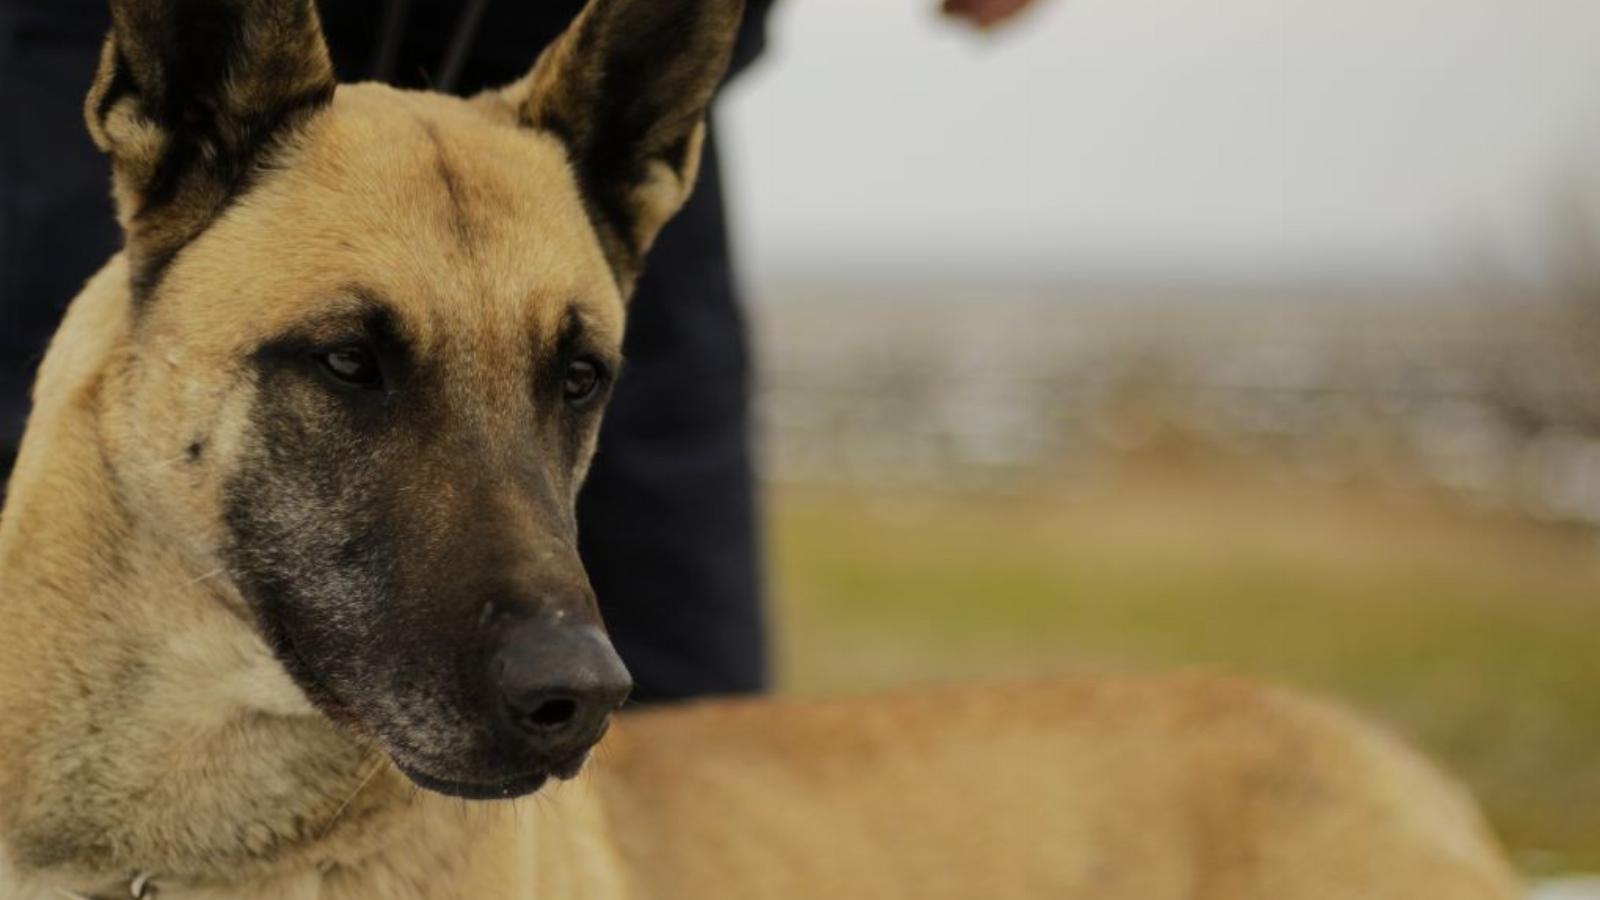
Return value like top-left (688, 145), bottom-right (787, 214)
top-left (719, 0), bottom-right (1600, 287)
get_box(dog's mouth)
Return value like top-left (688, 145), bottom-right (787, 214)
top-left (251, 590), bottom-right (607, 801)
top-left (393, 749), bottom-right (593, 800)
top-left (395, 762), bottom-right (552, 800)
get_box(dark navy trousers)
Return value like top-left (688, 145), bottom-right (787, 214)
top-left (0, 0), bottom-right (772, 704)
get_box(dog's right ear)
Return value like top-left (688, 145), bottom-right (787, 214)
top-left (85, 0), bottom-right (335, 299)
top-left (505, 0), bottom-right (745, 297)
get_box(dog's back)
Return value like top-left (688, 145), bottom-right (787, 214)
top-left (597, 675), bottom-right (1520, 900)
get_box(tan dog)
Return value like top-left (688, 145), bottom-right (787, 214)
top-left (0, 0), bottom-right (1522, 897)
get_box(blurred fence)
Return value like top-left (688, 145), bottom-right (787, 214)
top-left (752, 282), bottom-right (1600, 530)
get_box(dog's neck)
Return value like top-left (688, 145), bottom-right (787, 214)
top-left (0, 262), bottom-right (628, 899)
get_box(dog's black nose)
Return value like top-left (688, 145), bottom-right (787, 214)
top-left (492, 622), bottom-right (632, 763)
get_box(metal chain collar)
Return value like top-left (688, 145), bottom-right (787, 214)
top-left (55, 871), bottom-right (157, 900)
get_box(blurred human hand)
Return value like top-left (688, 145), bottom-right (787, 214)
top-left (941, 0), bottom-right (1044, 29)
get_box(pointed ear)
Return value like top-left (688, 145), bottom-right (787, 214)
top-left (506, 0), bottom-right (745, 295)
top-left (85, 0), bottom-right (335, 298)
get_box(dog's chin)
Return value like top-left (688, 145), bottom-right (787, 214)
top-left (394, 762), bottom-right (553, 800)
top-left (392, 750), bottom-right (593, 801)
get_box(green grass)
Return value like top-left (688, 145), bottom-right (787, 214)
top-left (768, 466), bottom-right (1600, 873)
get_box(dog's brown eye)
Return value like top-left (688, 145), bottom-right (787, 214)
top-left (563, 359), bottom-right (604, 406)
top-left (318, 345), bottom-right (382, 388)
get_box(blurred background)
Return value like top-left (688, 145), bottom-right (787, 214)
top-left (719, 0), bottom-right (1600, 882)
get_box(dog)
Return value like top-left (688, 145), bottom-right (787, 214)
top-left (0, 0), bottom-right (1523, 896)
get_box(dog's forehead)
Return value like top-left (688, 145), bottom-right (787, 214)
top-left (176, 82), bottom-right (624, 357)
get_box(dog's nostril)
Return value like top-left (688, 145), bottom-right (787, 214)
top-left (527, 696), bottom-right (579, 730)
top-left (492, 622), bottom-right (632, 751)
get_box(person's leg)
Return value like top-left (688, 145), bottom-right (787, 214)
top-left (574, 130), bottom-right (769, 703)
top-left (0, 1), bottom-right (120, 463)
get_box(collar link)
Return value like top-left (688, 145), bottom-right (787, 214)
top-left (56, 870), bottom-right (157, 899)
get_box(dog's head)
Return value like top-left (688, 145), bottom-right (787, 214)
top-left (84, 0), bottom-right (741, 799)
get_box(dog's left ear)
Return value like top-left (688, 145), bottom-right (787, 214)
top-left (85, 0), bottom-right (336, 298)
top-left (506, 0), bottom-right (745, 296)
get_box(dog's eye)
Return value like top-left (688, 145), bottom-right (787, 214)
top-left (563, 358), bottom-right (605, 407)
top-left (318, 345), bottom-right (382, 389)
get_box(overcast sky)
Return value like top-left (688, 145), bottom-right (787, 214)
top-left (719, 0), bottom-right (1600, 287)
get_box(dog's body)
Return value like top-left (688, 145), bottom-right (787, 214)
top-left (0, 0), bottom-right (1521, 897)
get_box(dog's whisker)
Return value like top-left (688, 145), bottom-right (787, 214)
top-left (318, 753), bottom-right (387, 839)
top-left (146, 452), bottom-right (194, 471)
top-left (183, 567), bottom-right (226, 587)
